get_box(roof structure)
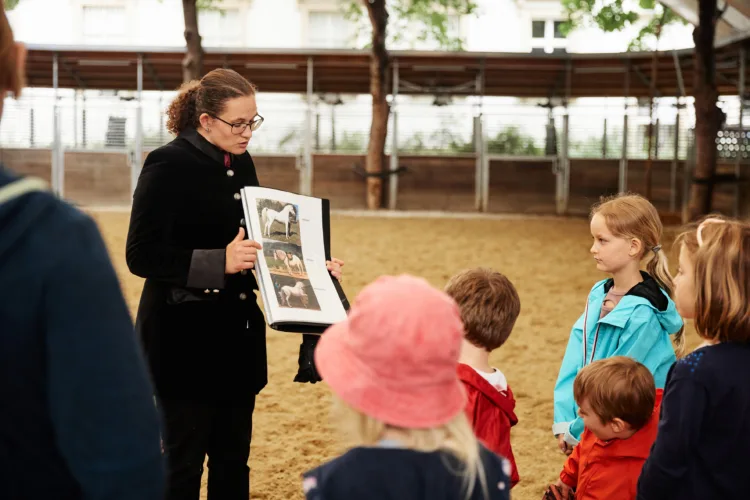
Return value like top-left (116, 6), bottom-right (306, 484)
top-left (661, 0), bottom-right (750, 46)
top-left (24, 36), bottom-right (750, 99)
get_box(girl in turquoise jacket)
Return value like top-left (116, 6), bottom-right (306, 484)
top-left (553, 194), bottom-right (684, 453)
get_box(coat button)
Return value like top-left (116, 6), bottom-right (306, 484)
top-left (227, 169), bottom-right (234, 177)
top-left (239, 293), bottom-right (247, 300)
top-left (234, 193), bottom-right (241, 200)
top-left (240, 269), bottom-right (247, 275)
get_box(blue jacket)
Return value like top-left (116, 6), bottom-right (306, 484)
top-left (553, 272), bottom-right (683, 445)
top-left (0, 167), bottom-right (165, 500)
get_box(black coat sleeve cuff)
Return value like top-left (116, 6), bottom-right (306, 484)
top-left (185, 249), bottom-right (226, 289)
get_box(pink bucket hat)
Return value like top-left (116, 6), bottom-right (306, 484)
top-left (314, 274), bottom-right (467, 429)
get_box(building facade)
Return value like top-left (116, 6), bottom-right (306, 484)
top-left (7, 0), bottom-right (694, 52)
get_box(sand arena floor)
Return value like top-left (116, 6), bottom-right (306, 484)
top-left (90, 210), bottom-right (699, 500)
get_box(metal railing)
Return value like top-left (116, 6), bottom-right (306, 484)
top-left (2, 89), bottom-right (746, 216)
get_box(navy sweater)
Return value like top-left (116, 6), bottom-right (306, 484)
top-left (0, 168), bottom-right (165, 499)
top-left (303, 445), bottom-right (511, 500)
top-left (637, 342), bottom-right (750, 500)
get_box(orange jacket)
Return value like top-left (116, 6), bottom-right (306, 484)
top-left (560, 390), bottom-right (662, 500)
top-left (457, 364), bottom-right (519, 487)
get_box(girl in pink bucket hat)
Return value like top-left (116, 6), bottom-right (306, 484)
top-left (301, 275), bottom-right (512, 500)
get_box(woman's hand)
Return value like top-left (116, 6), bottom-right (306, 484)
top-left (326, 258), bottom-right (344, 282)
top-left (225, 227), bottom-right (262, 274)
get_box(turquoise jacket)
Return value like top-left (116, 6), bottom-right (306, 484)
top-left (553, 272), bottom-right (683, 445)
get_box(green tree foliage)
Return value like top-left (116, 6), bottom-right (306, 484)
top-left (343, 0), bottom-right (478, 51)
top-left (559, 0), bottom-right (684, 51)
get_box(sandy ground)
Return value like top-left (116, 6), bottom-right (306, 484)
top-left (90, 211), bottom-right (699, 500)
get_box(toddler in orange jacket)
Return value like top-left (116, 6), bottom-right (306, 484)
top-left (545, 356), bottom-right (661, 500)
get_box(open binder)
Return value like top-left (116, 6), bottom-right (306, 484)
top-left (240, 186), bottom-right (349, 334)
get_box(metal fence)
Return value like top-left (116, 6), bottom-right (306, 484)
top-left (1, 90), bottom-right (705, 157)
top-left (1, 88), bottom-right (747, 215)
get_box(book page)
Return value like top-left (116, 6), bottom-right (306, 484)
top-left (241, 187), bottom-right (347, 327)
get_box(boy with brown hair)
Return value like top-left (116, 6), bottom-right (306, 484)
top-left (445, 268), bottom-right (521, 487)
top-left (545, 356), bottom-right (661, 500)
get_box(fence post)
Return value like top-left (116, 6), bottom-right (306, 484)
top-left (388, 60), bottom-right (399, 211)
top-left (473, 69), bottom-right (486, 212)
top-left (671, 99), bottom-right (681, 212)
top-left (619, 61), bottom-right (630, 194)
top-left (133, 54), bottom-right (144, 198)
top-left (52, 52), bottom-right (64, 198)
top-left (736, 46), bottom-right (745, 217)
top-left (302, 57), bottom-right (314, 196)
top-left (558, 60), bottom-right (572, 215)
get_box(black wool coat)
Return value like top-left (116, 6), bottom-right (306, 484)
top-left (126, 127), bottom-right (267, 403)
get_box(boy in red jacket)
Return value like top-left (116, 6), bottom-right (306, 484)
top-left (546, 356), bottom-right (661, 500)
top-left (445, 268), bottom-right (521, 487)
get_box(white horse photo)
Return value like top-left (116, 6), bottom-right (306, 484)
top-left (278, 281), bottom-right (309, 308)
top-left (261, 204), bottom-right (297, 239)
top-left (273, 249), bottom-right (305, 276)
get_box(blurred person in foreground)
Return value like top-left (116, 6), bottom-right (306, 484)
top-left (0, 5), bottom-right (164, 499)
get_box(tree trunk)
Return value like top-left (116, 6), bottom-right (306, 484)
top-left (364, 0), bottom-right (390, 210)
top-left (689, 0), bottom-right (720, 219)
top-left (182, 0), bottom-right (203, 82)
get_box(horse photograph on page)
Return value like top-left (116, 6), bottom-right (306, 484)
top-left (271, 274), bottom-right (320, 311)
top-left (273, 249), bottom-right (306, 276)
top-left (257, 199), bottom-right (300, 244)
top-left (263, 241), bottom-right (309, 280)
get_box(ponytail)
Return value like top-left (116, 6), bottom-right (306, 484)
top-left (166, 80), bottom-right (200, 135)
top-left (647, 247), bottom-right (673, 297)
top-left (647, 247), bottom-right (685, 356)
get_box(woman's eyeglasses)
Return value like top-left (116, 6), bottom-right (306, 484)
top-left (211, 114), bottom-right (264, 135)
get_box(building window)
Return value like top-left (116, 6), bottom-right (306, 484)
top-left (531, 19), bottom-right (567, 54)
top-left (554, 21), bottom-right (565, 39)
top-left (82, 5), bottom-right (127, 43)
top-left (308, 11), bottom-right (352, 48)
top-left (532, 20), bottom-right (546, 39)
top-left (199, 8), bottom-right (243, 47)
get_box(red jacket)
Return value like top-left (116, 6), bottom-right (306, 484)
top-left (560, 390), bottom-right (663, 499)
top-left (457, 363), bottom-right (519, 487)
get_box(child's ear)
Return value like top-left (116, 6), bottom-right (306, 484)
top-left (609, 417), bottom-right (628, 434)
top-left (629, 238), bottom-right (643, 257)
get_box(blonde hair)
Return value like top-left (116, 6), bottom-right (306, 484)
top-left (574, 356), bottom-right (656, 430)
top-left (675, 217), bottom-right (750, 344)
top-left (592, 193), bottom-right (685, 355)
top-left (332, 396), bottom-right (489, 500)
